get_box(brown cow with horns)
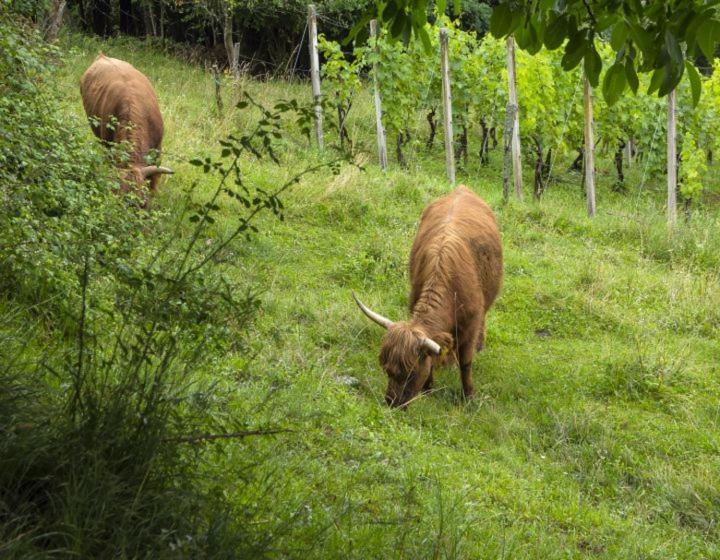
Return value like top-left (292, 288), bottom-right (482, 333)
top-left (80, 54), bottom-right (172, 203)
top-left (354, 186), bottom-right (503, 408)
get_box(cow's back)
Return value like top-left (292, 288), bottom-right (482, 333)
top-left (410, 186), bottom-right (502, 314)
top-left (80, 55), bottom-right (163, 157)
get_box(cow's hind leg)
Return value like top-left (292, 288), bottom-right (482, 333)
top-left (475, 313), bottom-right (487, 351)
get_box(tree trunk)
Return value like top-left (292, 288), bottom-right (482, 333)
top-left (570, 147), bottom-right (583, 171)
top-left (532, 135), bottom-right (544, 198)
top-left (77, 0), bottom-right (86, 27)
top-left (543, 146), bottom-right (552, 181)
top-left (613, 140), bottom-right (625, 192)
top-left (337, 99), bottom-right (352, 150)
top-left (426, 108), bottom-right (437, 149)
top-left (110, 0), bottom-right (119, 35)
top-left (45, 0), bottom-right (66, 42)
top-left (141, 0), bottom-right (154, 37)
top-left (223, 2), bottom-right (236, 74)
top-left (396, 131), bottom-right (409, 167)
top-left (479, 118), bottom-right (489, 165)
top-left (456, 125), bottom-right (468, 166)
top-left (149, 1), bottom-right (157, 36)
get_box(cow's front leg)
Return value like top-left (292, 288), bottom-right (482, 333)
top-left (458, 336), bottom-right (476, 400)
top-left (422, 370), bottom-right (434, 393)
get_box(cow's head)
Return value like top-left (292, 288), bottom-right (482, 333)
top-left (353, 292), bottom-right (444, 408)
top-left (121, 165), bottom-right (174, 205)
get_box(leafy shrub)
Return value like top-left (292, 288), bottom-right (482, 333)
top-left (0, 8), bottom-right (344, 556)
top-left (0, 9), bottom-right (141, 317)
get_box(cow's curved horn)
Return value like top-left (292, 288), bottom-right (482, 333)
top-left (140, 165), bottom-right (174, 179)
top-left (352, 292), bottom-right (393, 329)
top-left (419, 337), bottom-right (441, 355)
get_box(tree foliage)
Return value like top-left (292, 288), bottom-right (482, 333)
top-left (364, 0), bottom-right (720, 105)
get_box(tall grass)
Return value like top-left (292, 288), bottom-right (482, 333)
top-left (0, 11), bottom-right (345, 556)
top-left (2, 11), bottom-right (720, 559)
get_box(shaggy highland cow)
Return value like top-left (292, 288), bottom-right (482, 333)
top-left (354, 186), bottom-right (503, 408)
top-left (80, 55), bottom-right (172, 203)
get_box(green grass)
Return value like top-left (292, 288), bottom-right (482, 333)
top-left (51, 33), bottom-right (720, 558)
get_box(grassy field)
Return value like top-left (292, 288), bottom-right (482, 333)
top-left (53, 33), bottom-right (720, 558)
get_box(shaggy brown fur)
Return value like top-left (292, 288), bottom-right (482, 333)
top-left (380, 186), bottom-right (503, 407)
top-left (80, 54), bottom-right (167, 202)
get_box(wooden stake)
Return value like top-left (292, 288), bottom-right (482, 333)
top-left (369, 20), bottom-right (388, 170)
top-left (667, 89), bottom-right (677, 226)
top-left (439, 28), bottom-right (455, 184)
top-left (212, 64), bottom-right (223, 114)
top-left (308, 4), bottom-right (324, 149)
top-left (583, 75), bottom-right (596, 217)
top-left (506, 36), bottom-right (522, 199)
top-left (232, 43), bottom-right (240, 75)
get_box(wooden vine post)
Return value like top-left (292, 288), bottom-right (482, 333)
top-left (583, 75), bottom-right (596, 217)
top-left (307, 4), bottom-right (324, 149)
top-left (439, 28), bottom-right (455, 184)
top-left (369, 19), bottom-right (388, 170)
top-left (506, 36), bottom-right (522, 199)
top-left (667, 89), bottom-right (677, 226)
top-left (212, 64), bottom-right (223, 114)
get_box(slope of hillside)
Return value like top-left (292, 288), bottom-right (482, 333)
top-left (48, 34), bottom-right (720, 558)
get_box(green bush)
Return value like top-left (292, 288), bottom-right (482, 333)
top-left (0, 10), bottom-right (141, 317)
top-left (0, 9), bottom-right (341, 556)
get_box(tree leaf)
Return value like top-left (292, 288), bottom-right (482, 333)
top-left (515, 20), bottom-right (540, 53)
top-left (697, 19), bottom-right (718, 60)
top-left (625, 60), bottom-right (639, 94)
top-left (665, 30), bottom-right (683, 66)
top-left (628, 23), bottom-right (653, 54)
top-left (415, 22), bottom-right (431, 52)
top-left (659, 62), bottom-right (683, 97)
top-left (390, 13), bottom-right (406, 40)
top-left (647, 66), bottom-right (665, 95)
top-left (584, 44), bottom-right (602, 88)
top-left (685, 60), bottom-right (702, 107)
top-left (561, 29), bottom-right (587, 71)
top-left (345, 14), bottom-right (371, 45)
top-left (544, 14), bottom-right (567, 50)
top-left (610, 21), bottom-right (628, 51)
top-left (602, 62), bottom-right (627, 106)
top-left (490, 4), bottom-right (512, 38)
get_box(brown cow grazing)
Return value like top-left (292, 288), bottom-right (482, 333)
top-left (354, 186), bottom-right (503, 408)
top-left (80, 54), bottom-right (172, 203)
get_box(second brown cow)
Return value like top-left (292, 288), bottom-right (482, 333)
top-left (354, 186), bottom-right (503, 408)
top-left (80, 54), bottom-right (172, 203)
